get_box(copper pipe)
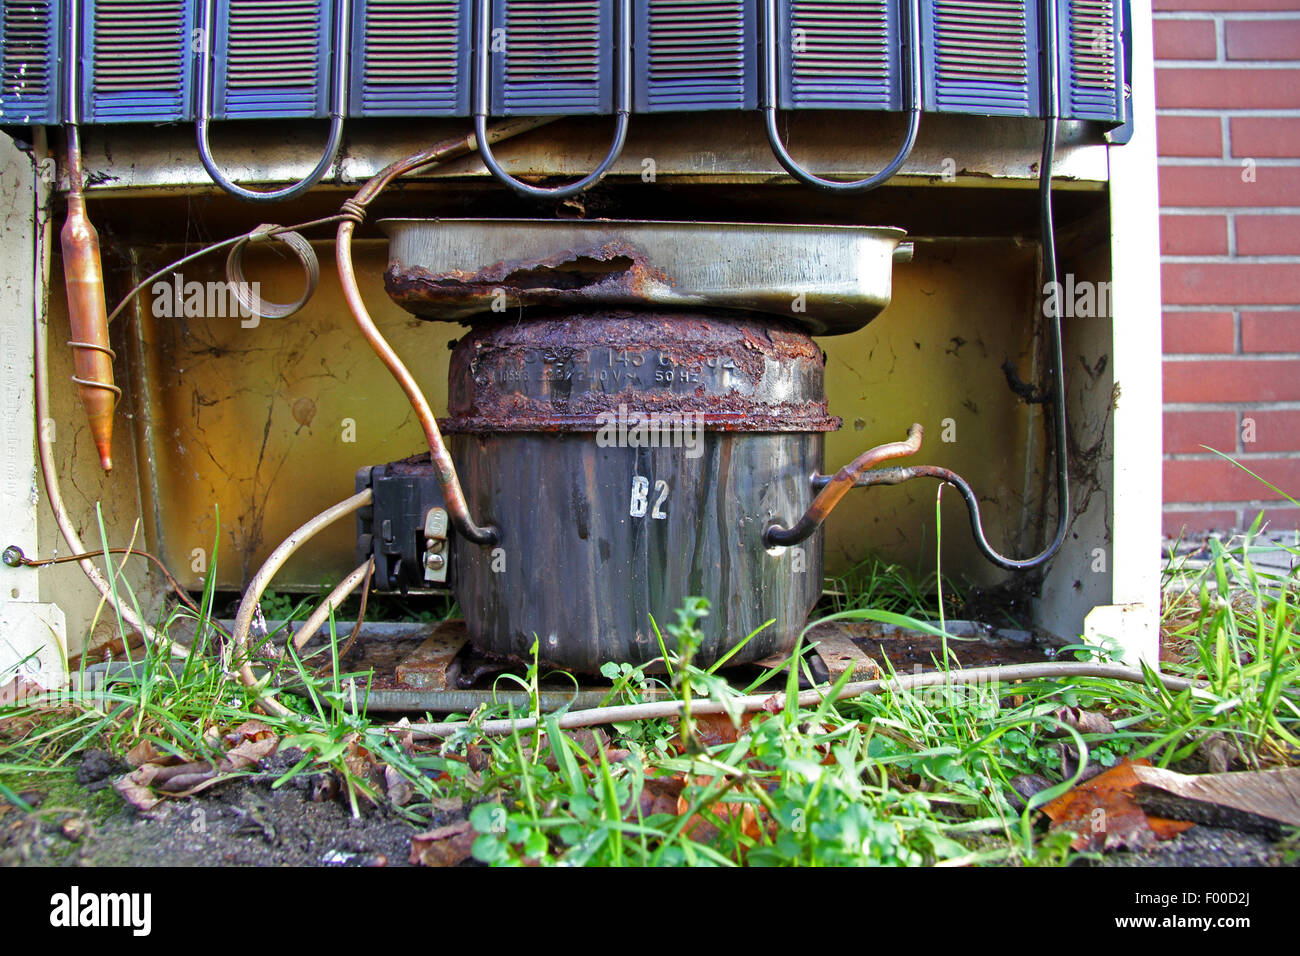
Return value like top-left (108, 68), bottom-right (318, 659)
top-left (290, 558), bottom-right (373, 652)
top-left (764, 423), bottom-right (924, 548)
top-left (3, 543), bottom-right (227, 636)
top-left (59, 127), bottom-right (116, 473)
top-left (34, 232), bottom-right (179, 658)
top-left (230, 488), bottom-right (374, 717)
top-left (335, 117), bottom-right (552, 547)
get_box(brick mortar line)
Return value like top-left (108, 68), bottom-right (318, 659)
top-left (1155, 11), bottom-right (1300, 20)
top-left (1158, 109), bottom-right (1300, 117)
top-left (1158, 157), bottom-right (1300, 165)
top-left (1156, 61), bottom-right (1300, 69)
top-left (1162, 351), bottom-right (1298, 358)
top-left (1161, 255), bottom-right (1300, 263)
top-left (1161, 207), bottom-right (1300, 214)
top-left (1164, 304), bottom-right (1300, 310)
top-left (1165, 402), bottom-right (1300, 411)
top-left (1165, 451), bottom-right (1300, 460)
top-left (1161, 209), bottom-right (1300, 214)
top-left (1164, 158), bottom-right (1300, 165)
top-left (1163, 502), bottom-right (1300, 510)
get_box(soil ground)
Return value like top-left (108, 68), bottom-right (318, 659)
top-left (1, 746), bottom-right (1292, 867)
top-left (0, 748), bottom-right (431, 868)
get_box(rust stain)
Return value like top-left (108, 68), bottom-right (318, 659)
top-left (438, 311), bottom-right (839, 434)
top-left (292, 396), bottom-right (318, 431)
top-left (385, 239), bottom-right (677, 320)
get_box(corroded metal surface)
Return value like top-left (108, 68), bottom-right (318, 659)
top-left (443, 312), bottom-right (839, 433)
top-left (124, 237), bottom-right (1056, 592)
top-left (432, 310), bottom-right (830, 672)
top-left (449, 430), bottom-right (825, 673)
top-left (382, 219), bottom-right (908, 335)
top-left (395, 628), bottom-right (467, 690)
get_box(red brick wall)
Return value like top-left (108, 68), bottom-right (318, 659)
top-left (1156, 0), bottom-right (1300, 537)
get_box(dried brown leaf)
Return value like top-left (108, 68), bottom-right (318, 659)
top-left (1048, 706), bottom-right (1116, 737)
top-left (410, 819), bottom-right (476, 867)
top-left (384, 766), bottom-right (414, 807)
top-left (113, 765), bottom-right (164, 811)
top-left (1041, 759), bottom-right (1195, 851)
top-left (222, 736), bottom-right (278, 772)
top-left (125, 739), bottom-right (165, 769)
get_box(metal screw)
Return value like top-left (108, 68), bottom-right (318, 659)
top-left (424, 552), bottom-right (445, 573)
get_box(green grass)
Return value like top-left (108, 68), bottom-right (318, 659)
top-left (2, 493), bottom-right (1298, 866)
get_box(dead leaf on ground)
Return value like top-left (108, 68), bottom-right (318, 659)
top-left (1130, 765), bottom-right (1300, 826)
top-left (390, 717), bottom-right (415, 757)
top-left (114, 730), bottom-right (280, 809)
top-left (690, 713), bottom-right (755, 750)
top-left (1008, 773), bottom-right (1054, 811)
top-left (1047, 706), bottom-right (1116, 737)
top-left (431, 796), bottom-right (464, 814)
top-left (635, 776), bottom-right (686, 819)
top-left (383, 765), bottom-right (414, 807)
top-left (1198, 733), bottom-right (1237, 775)
top-left (114, 764), bottom-right (164, 811)
top-left (673, 776), bottom-right (767, 843)
top-left (410, 819), bottom-right (476, 867)
top-left (1040, 759), bottom-right (1195, 852)
top-left (224, 720), bottom-right (275, 745)
top-left (125, 739), bottom-right (166, 768)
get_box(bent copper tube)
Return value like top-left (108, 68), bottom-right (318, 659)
top-left (765, 423), bottom-right (924, 548)
top-left (332, 124), bottom-right (556, 549)
top-left (60, 126), bottom-right (117, 473)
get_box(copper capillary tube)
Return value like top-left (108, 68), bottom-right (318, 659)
top-left (60, 126), bottom-right (117, 472)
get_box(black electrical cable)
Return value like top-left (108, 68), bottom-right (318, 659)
top-left (762, 0), bottom-right (923, 193)
top-left (824, 122), bottom-right (1070, 572)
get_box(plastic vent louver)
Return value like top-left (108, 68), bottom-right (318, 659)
top-left (489, 0), bottom-right (610, 115)
top-left (0, 0), bottom-right (61, 124)
top-left (778, 0), bottom-right (899, 110)
top-left (214, 0), bottom-right (332, 119)
top-left (351, 0), bottom-right (469, 116)
top-left (922, 0), bottom-right (1040, 117)
top-left (635, 0), bottom-right (755, 112)
top-left (1057, 0), bottom-right (1122, 123)
top-left (83, 0), bottom-right (194, 122)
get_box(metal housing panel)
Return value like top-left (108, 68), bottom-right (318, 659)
top-left (82, 0), bottom-right (195, 123)
top-left (777, 0), bottom-right (901, 111)
top-left (1056, 0), bottom-right (1124, 123)
top-left (489, 0), bottom-right (611, 115)
top-left (350, 0), bottom-right (470, 117)
top-left (635, 0), bottom-right (756, 113)
top-left (213, 0), bottom-right (332, 119)
top-left (921, 0), bottom-right (1041, 118)
top-left (0, 0), bottom-right (62, 125)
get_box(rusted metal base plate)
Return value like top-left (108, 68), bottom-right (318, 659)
top-left (805, 618), bottom-right (1066, 674)
top-left (74, 618), bottom-right (1063, 714)
top-left (395, 624), bottom-right (467, 690)
top-left (810, 628), bottom-right (882, 682)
